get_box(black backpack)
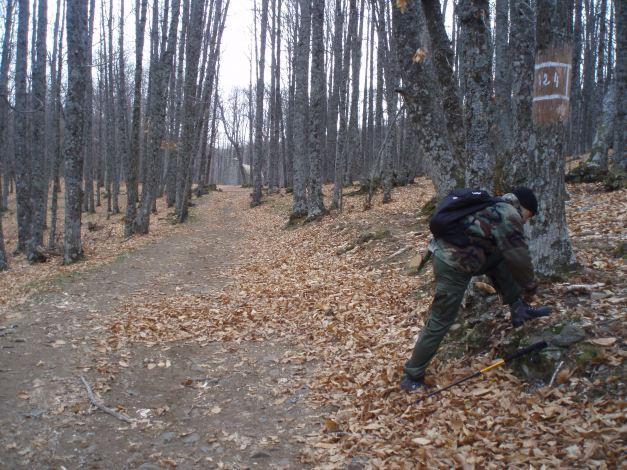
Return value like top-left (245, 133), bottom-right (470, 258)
top-left (429, 189), bottom-right (500, 246)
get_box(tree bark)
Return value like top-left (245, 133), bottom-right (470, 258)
top-left (307, 0), bottom-right (325, 218)
top-left (506, 0), bottom-right (535, 189)
top-left (175, 0), bottom-right (204, 222)
top-left (14, 0), bottom-right (31, 253)
top-left (332, 0), bottom-right (352, 209)
top-left (0, 0), bottom-right (13, 269)
top-left (421, 0), bottom-right (465, 166)
top-left (457, 0), bottom-right (494, 190)
top-left (82, 0), bottom-right (95, 214)
top-left (64, 0), bottom-right (89, 264)
top-left (251, 0), bottom-right (269, 206)
top-left (493, 0), bottom-right (512, 169)
top-left (392, 0), bottom-right (461, 199)
top-left (612, 0), bottom-right (626, 173)
top-left (47, 0), bottom-right (64, 250)
top-left (528, 0), bottom-right (576, 275)
top-left (291, 0), bottom-right (311, 218)
top-left (135, 0), bottom-right (181, 234)
top-left (27, 0), bottom-right (47, 262)
top-left (125, 0), bottom-right (148, 235)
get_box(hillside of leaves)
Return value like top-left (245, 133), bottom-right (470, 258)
top-left (108, 178), bottom-right (625, 467)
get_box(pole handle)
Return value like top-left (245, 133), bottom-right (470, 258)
top-left (503, 340), bottom-right (548, 362)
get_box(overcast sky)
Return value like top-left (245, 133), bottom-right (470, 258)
top-left (219, 1), bottom-right (255, 91)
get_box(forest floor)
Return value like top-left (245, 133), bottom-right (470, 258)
top-left (0, 180), bottom-right (625, 468)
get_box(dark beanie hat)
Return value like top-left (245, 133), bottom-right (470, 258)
top-left (512, 187), bottom-right (538, 215)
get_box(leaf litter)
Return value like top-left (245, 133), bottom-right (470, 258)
top-left (96, 180), bottom-right (625, 466)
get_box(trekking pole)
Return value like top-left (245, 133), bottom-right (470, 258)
top-left (416, 340), bottom-right (548, 403)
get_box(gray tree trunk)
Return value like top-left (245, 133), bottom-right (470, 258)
top-left (493, 0), bottom-right (512, 168)
top-left (175, 0), bottom-right (204, 222)
top-left (14, 0), bottom-right (31, 254)
top-left (458, 0), bottom-right (494, 190)
top-left (27, 0), bottom-right (47, 262)
top-left (307, 0), bottom-right (325, 218)
top-left (0, 0), bottom-right (13, 268)
top-left (506, 0), bottom-right (535, 189)
top-left (116, 0), bottom-right (129, 216)
top-left (392, 0), bottom-right (461, 199)
top-left (327, 0), bottom-right (343, 199)
top-left (291, 0), bottom-right (311, 218)
top-left (346, 0), bottom-right (363, 182)
top-left (135, 0), bottom-right (181, 233)
top-left (421, 0), bottom-right (465, 167)
top-left (267, 0), bottom-right (278, 192)
top-left (125, 0), bottom-right (148, 235)
top-left (586, 81), bottom-right (617, 172)
top-left (82, 0), bottom-right (95, 214)
top-left (251, 0), bottom-right (269, 206)
top-left (376, 0), bottom-right (397, 203)
top-left (528, 0), bottom-right (576, 275)
top-left (284, 8), bottom-right (297, 190)
top-left (570, 0), bottom-right (583, 155)
top-left (612, 0), bottom-right (626, 173)
top-left (47, 0), bottom-right (64, 250)
top-left (64, 0), bottom-right (89, 264)
top-left (332, 0), bottom-right (352, 209)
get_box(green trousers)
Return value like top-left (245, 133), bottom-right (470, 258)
top-left (404, 253), bottom-right (521, 380)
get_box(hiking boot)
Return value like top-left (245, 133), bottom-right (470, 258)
top-left (400, 375), bottom-right (432, 393)
top-left (510, 299), bottom-right (551, 327)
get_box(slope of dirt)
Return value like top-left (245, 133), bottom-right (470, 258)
top-left (0, 188), bottom-right (320, 469)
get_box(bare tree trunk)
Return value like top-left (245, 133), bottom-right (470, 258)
top-left (570, 0), bottom-right (583, 155)
top-left (0, 0), bottom-right (14, 268)
top-left (375, 0), bottom-right (397, 203)
top-left (327, 0), bottom-right (343, 201)
top-left (610, 0), bottom-right (625, 174)
top-left (26, 0), bottom-right (47, 262)
top-left (506, 0), bottom-right (535, 188)
top-left (125, 0), bottom-right (148, 235)
top-left (116, 0), bottom-right (129, 214)
top-left (458, 0), bottom-right (494, 190)
top-left (64, 0), bottom-right (89, 264)
top-left (291, 0), bottom-right (311, 218)
top-left (251, 0), bottom-right (269, 206)
top-left (47, 0), bottom-right (64, 250)
top-left (421, 0), bottom-right (465, 165)
top-left (346, 0), bottom-right (363, 183)
top-left (14, 0), bottom-right (31, 254)
top-left (284, 5), bottom-right (297, 190)
top-left (82, 0), bottom-right (95, 214)
top-left (307, 0), bottom-right (325, 218)
top-left (493, 0), bottom-right (511, 172)
top-left (175, 0), bottom-right (204, 222)
top-left (392, 0), bottom-right (461, 199)
top-left (332, 0), bottom-right (352, 209)
top-left (134, 0), bottom-right (181, 234)
top-left (528, 0), bottom-right (576, 275)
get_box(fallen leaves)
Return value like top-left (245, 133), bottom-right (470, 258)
top-left (412, 47), bottom-right (427, 63)
top-left (587, 337), bottom-right (617, 347)
top-left (103, 179), bottom-right (624, 468)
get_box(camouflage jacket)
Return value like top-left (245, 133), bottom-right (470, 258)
top-left (428, 193), bottom-right (535, 288)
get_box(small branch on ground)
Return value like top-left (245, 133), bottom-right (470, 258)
top-left (562, 283), bottom-right (605, 293)
top-left (80, 375), bottom-right (134, 423)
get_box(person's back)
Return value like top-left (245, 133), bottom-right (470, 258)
top-left (430, 193), bottom-right (533, 288)
top-left (400, 187), bottom-right (551, 392)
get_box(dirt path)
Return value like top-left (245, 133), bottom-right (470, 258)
top-left (0, 188), bottom-right (319, 469)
